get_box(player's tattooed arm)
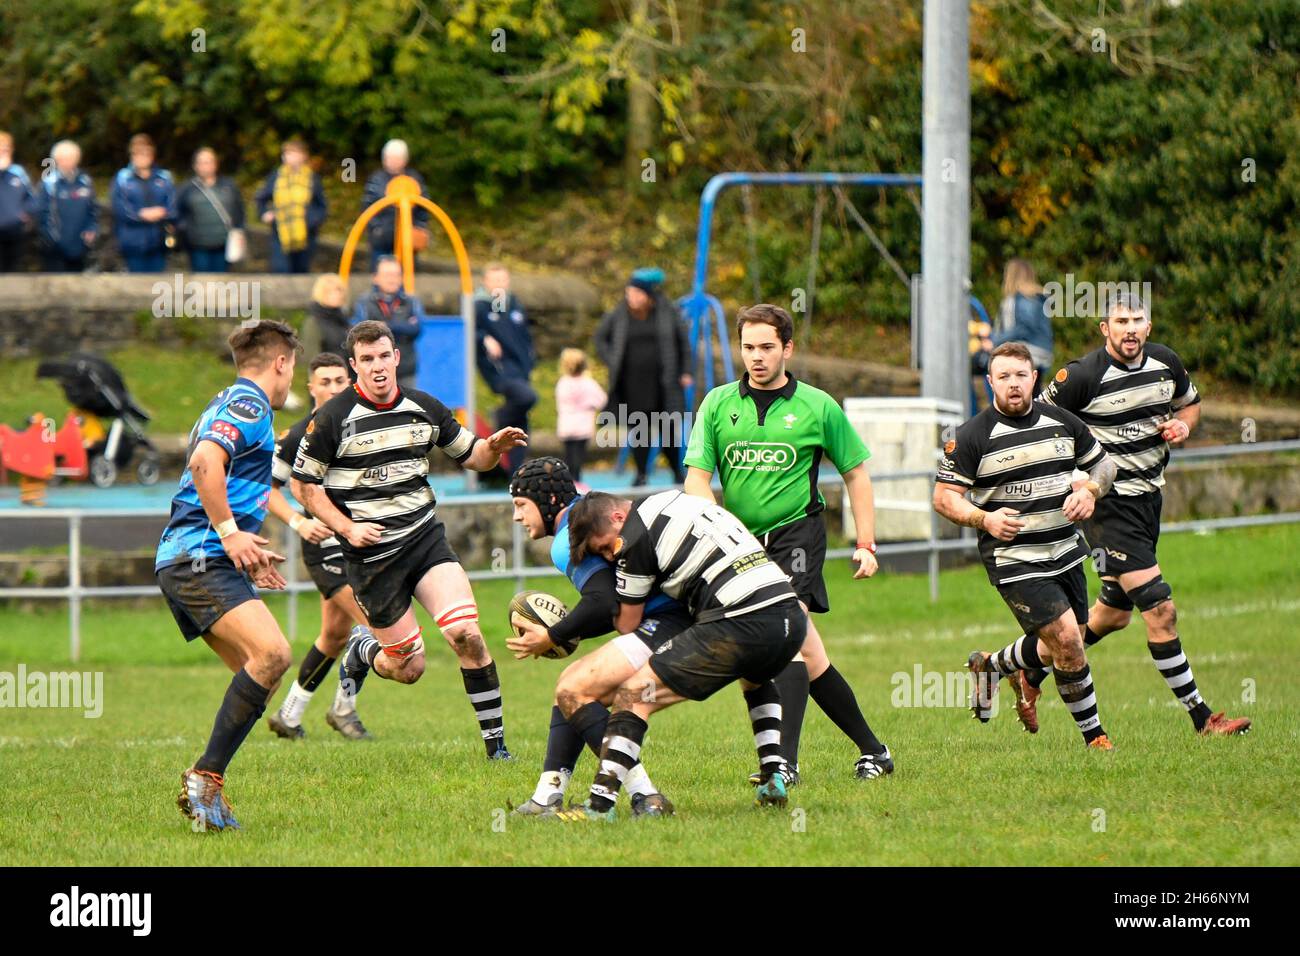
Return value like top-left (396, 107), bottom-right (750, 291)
top-left (1081, 453), bottom-right (1117, 499)
top-left (932, 482), bottom-right (986, 529)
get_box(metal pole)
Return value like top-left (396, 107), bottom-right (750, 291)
top-left (928, 502), bottom-right (940, 604)
top-left (69, 513), bottom-right (81, 662)
top-left (463, 290), bottom-right (478, 492)
top-left (921, 0), bottom-right (970, 410)
top-left (286, 524), bottom-right (299, 642)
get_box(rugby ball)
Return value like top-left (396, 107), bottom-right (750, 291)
top-left (508, 590), bottom-right (575, 660)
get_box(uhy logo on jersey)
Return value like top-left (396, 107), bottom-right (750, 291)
top-left (724, 441), bottom-right (795, 472)
top-left (151, 273), bottom-right (260, 321)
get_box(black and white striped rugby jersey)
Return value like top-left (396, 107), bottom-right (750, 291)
top-left (1041, 343), bottom-right (1199, 496)
top-left (936, 403), bottom-right (1106, 586)
top-left (614, 490), bottom-right (796, 623)
top-left (290, 385), bottom-right (477, 563)
top-left (271, 409), bottom-right (341, 564)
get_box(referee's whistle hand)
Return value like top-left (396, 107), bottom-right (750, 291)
top-left (852, 549), bottom-right (878, 579)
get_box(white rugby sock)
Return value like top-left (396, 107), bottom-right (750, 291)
top-left (331, 680), bottom-right (356, 715)
top-left (623, 762), bottom-right (658, 799)
top-left (531, 769), bottom-right (570, 804)
top-left (279, 681), bottom-right (313, 727)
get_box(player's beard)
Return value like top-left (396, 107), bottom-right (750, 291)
top-left (1115, 334), bottom-right (1144, 361)
top-left (994, 390), bottom-right (1031, 416)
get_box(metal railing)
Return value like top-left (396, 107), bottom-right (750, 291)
top-left (2, 441), bottom-right (1297, 661)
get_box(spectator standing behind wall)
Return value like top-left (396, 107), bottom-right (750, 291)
top-left (362, 139), bottom-right (430, 272)
top-left (111, 133), bottom-right (175, 273)
top-left (255, 137), bottom-right (327, 274)
top-left (308, 272), bottom-right (353, 360)
top-left (34, 140), bottom-right (98, 273)
top-left (0, 132), bottom-right (34, 271)
top-left (175, 147), bottom-right (245, 273)
top-left (352, 255), bottom-right (425, 391)
top-left (474, 263), bottom-right (535, 475)
top-left (594, 267), bottom-right (692, 485)
top-left (993, 258), bottom-right (1053, 394)
top-left (555, 348), bottom-right (606, 481)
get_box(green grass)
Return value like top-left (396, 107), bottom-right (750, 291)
top-left (1, 524), bottom-right (1296, 866)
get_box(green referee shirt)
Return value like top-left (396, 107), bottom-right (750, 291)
top-left (684, 372), bottom-right (871, 536)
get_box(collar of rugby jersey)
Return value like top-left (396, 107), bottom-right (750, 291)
top-left (738, 371), bottom-right (798, 426)
top-left (1104, 344), bottom-right (1148, 372)
top-left (353, 382), bottom-right (401, 410)
top-left (234, 376), bottom-right (270, 405)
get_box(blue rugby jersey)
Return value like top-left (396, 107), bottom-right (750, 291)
top-left (156, 378), bottom-right (276, 569)
top-left (551, 495), bottom-right (678, 615)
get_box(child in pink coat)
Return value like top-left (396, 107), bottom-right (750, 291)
top-left (555, 348), bottom-right (607, 480)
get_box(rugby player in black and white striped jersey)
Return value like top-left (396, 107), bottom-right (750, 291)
top-left (289, 320), bottom-right (529, 760)
top-left (934, 342), bottom-right (1120, 750)
top-left (977, 294), bottom-right (1250, 737)
top-left (552, 489), bottom-right (808, 819)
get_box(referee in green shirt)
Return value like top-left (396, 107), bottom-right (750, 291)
top-left (684, 304), bottom-right (893, 781)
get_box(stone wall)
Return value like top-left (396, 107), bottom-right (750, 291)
top-left (0, 272), bottom-right (603, 360)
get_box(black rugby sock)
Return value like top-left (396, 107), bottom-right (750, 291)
top-left (809, 665), bottom-right (883, 756)
top-left (544, 705), bottom-right (585, 773)
top-left (568, 701), bottom-right (611, 757)
top-left (773, 660), bottom-right (808, 767)
top-left (195, 668), bottom-right (272, 775)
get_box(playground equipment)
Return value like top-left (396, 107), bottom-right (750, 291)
top-left (337, 175), bottom-right (482, 485)
top-left (1, 354), bottom-right (160, 505)
top-left (617, 171), bottom-right (928, 475)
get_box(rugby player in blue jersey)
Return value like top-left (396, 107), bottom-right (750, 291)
top-left (156, 320), bottom-right (301, 832)
top-left (506, 457), bottom-right (680, 817)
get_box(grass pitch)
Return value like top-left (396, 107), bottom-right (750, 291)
top-left (1, 524), bottom-right (1296, 866)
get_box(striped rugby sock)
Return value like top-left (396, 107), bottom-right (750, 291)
top-left (990, 634), bottom-right (1047, 676)
top-left (1054, 663), bottom-right (1105, 742)
top-left (1149, 639), bottom-right (1213, 730)
top-left (461, 662), bottom-right (507, 755)
top-left (589, 711), bottom-right (647, 813)
top-left (744, 681), bottom-right (785, 776)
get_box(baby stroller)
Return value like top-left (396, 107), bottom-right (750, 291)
top-left (35, 353), bottom-right (161, 487)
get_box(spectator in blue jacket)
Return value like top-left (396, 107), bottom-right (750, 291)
top-left (34, 140), bottom-right (99, 273)
top-left (255, 137), bottom-right (327, 274)
top-left (992, 258), bottom-right (1053, 394)
top-left (474, 263), bottom-right (535, 474)
top-left (362, 139), bottom-right (430, 272)
top-left (111, 133), bottom-right (175, 273)
top-left (0, 132), bottom-right (34, 271)
top-left (352, 255), bottom-right (425, 391)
